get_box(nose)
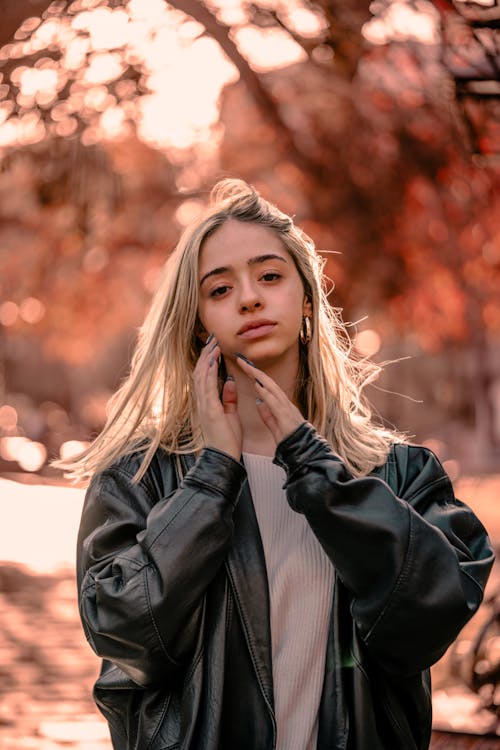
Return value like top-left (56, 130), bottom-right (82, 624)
top-left (238, 280), bottom-right (263, 313)
top-left (240, 299), bottom-right (262, 313)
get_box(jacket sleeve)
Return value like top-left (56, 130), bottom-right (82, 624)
top-left (274, 422), bottom-right (495, 676)
top-left (77, 448), bottom-right (246, 688)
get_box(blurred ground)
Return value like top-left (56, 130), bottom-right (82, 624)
top-left (0, 473), bottom-right (499, 749)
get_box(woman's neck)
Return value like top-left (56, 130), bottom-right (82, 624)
top-left (225, 352), bottom-right (301, 457)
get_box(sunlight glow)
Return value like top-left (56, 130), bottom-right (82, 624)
top-left (18, 67), bottom-right (58, 97)
top-left (59, 440), bottom-right (91, 460)
top-left (19, 297), bottom-right (46, 324)
top-left (84, 52), bottom-right (125, 84)
top-left (0, 436), bottom-right (29, 462)
top-left (363, 1), bottom-right (438, 45)
top-left (0, 478), bottom-right (84, 573)
top-left (31, 19), bottom-right (62, 48)
top-left (100, 105), bottom-right (127, 137)
top-left (0, 0), bottom-right (322, 152)
top-left (17, 441), bottom-right (47, 472)
top-left (233, 26), bottom-right (306, 72)
top-left (285, 7), bottom-right (326, 37)
top-left (128, 0), bottom-right (169, 24)
top-left (138, 35), bottom-right (237, 149)
top-left (63, 34), bottom-right (90, 70)
top-left (72, 7), bottom-right (130, 50)
top-left (39, 721), bottom-right (110, 743)
top-left (355, 329), bottom-right (382, 358)
top-left (0, 0), bottom-right (441, 153)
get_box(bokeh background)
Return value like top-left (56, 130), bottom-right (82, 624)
top-left (0, 0), bottom-right (499, 748)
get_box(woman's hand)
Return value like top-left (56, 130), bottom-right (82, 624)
top-left (235, 354), bottom-right (305, 445)
top-left (193, 337), bottom-right (242, 461)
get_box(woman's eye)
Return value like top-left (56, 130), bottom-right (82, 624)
top-left (210, 285), bottom-right (230, 297)
top-left (261, 272), bottom-right (281, 282)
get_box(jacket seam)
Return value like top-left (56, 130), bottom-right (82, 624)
top-left (184, 475), bottom-right (240, 503)
top-left (144, 564), bottom-right (180, 669)
top-left (146, 489), bottom-right (198, 552)
top-left (101, 702), bottom-right (128, 739)
top-left (105, 465), bottom-right (158, 507)
top-left (364, 468), bottom-right (456, 639)
top-left (225, 585), bottom-right (233, 634)
top-left (364, 504), bottom-right (414, 641)
top-left (184, 643), bottom-right (204, 685)
top-left (146, 692), bottom-right (173, 750)
top-left (404, 474), bottom-right (450, 503)
top-left (81, 557), bottom-right (151, 594)
top-left (460, 565), bottom-right (489, 595)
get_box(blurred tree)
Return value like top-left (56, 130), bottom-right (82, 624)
top-left (0, 0), bottom-right (498, 466)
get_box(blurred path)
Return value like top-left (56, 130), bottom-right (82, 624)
top-left (0, 473), bottom-right (498, 748)
top-left (0, 563), bottom-right (110, 749)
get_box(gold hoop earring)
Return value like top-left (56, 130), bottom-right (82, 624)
top-left (300, 316), bottom-right (312, 345)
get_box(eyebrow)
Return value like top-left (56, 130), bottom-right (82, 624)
top-left (199, 253), bottom-right (289, 288)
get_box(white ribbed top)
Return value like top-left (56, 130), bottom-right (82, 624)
top-left (243, 453), bottom-right (334, 750)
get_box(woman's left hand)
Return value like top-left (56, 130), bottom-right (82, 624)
top-left (235, 354), bottom-right (305, 444)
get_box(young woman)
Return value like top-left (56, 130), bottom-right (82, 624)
top-left (60, 179), bottom-right (494, 750)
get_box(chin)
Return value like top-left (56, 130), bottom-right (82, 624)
top-left (247, 342), bottom-right (298, 364)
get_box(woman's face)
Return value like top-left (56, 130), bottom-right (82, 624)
top-left (197, 219), bottom-right (311, 368)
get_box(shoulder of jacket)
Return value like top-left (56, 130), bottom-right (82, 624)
top-left (91, 446), bottom-right (178, 503)
top-left (387, 442), bottom-right (450, 499)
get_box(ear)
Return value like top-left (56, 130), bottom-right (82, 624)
top-left (303, 297), bottom-right (312, 317)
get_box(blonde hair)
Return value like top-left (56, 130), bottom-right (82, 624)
top-left (56, 178), bottom-right (405, 482)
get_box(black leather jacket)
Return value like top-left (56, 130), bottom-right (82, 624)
top-left (77, 422), bottom-right (494, 750)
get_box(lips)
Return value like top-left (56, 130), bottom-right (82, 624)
top-left (237, 319), bottom-right (276, 335)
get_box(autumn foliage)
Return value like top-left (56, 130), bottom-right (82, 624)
top-left (0, 0), bottom-right (498, 473)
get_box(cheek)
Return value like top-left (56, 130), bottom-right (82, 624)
top-left (283, 286), bottom-right (306, 325)
top-left (197, 299), bottom-right (213, 330)
top-left (197, 301), bottom-right (228, 340)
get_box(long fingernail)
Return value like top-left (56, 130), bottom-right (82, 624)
top-left (209, 340), bottom-right (218, 352)
top-left (256, 397), bottom-right (263, 405)
top-left (209, 356), bottom-right (215, 367)
top-left (226, 374), bottom-right (235, 382)
top-left (255, 378), bottom-right (264, 387)
top-left (235, 352), bottom-right (257, 367)
top-left (206, 333), bottom-right (214, 345)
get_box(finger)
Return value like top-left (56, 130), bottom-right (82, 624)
top-left (253, 374), bottom-right (305, 441)
top-left (234, 355), bottom-right (285, 400)
top-left (195, 342), bottom-right (221, 416)
top-left (199, 340), bottom-right (219, 383)
top-left (203, 336), bottom-right (219, 364)
top-left (193, 335), bottom-right (218, 381)
top-left (222, 376), bottom-right (238, 414)
top-left (255, 397), bottom-right (280, 442)
top-left (206, 344), bottom-right (221, 393)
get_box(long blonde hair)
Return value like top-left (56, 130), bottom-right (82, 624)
top-left (55, 178), bottom-right (405, 482)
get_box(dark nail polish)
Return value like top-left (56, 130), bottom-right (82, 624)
top-left (255, 378), bottom-right (264, 387)
top-left (235, 352), bottom-right (257, 368)
top-left (206, 333), bottom-right (214, 345)
top-left (209, 340), bottom-right (218, 352)
top-left (256, 397), bottom-right (263, 405)
top-left (209, 356), bottom-right (215, 367)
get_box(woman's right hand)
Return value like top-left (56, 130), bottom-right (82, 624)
top-left (192, 337), bottom-right (242, 461)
